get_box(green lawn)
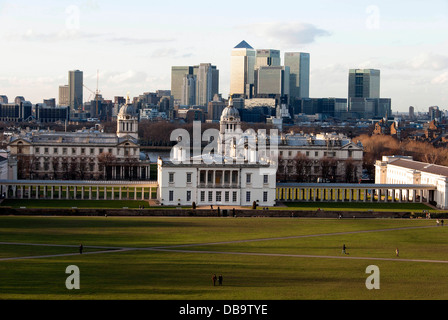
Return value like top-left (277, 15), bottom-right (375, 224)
top-left (0, 216), bottom-right (447, 300)
top-left (1, 199), bottom-right (152, 209)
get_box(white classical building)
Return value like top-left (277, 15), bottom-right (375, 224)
top-left (7, 96), bottom-right (151, 181)
top-left (375, 155), bottom-right (448, 209)
top-left (157, 97), bottom-right (277, 206)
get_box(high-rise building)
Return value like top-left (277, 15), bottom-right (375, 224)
top-left (58, 85), bottom-right (69, 106)
top-left (172, 64), bottom-right (219, 106)
top-left (195, 63), bottom-right (219, 106)
top-left (171, 66), bottom-right (194, 104)
top-left (181, 74), bottom-right (196, 106)
top-left (348, 69), bottom-right (380, 99)
top-left (409, 106), bottom-right (415, 119)
top-left (254, 66), bottom-right (290, 97)
top-left (69, 70), bottom-right (83, 111)
top-left (284, 52), bottom-right (310, 100)
top-left (255, 49), bottom-right (281, 69)
top-left (230, 40), bottom-right (256, 98)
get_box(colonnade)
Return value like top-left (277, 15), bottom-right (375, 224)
top-left (0, 181), bottom-right (158, 201)
top-left (276, 184), bottom-right (435, 203)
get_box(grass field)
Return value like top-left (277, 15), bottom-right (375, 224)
top-left (0, 199), bottom-right (186, 209)
top-left (0, 215), bottom-right (447, 300)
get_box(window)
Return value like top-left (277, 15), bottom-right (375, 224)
top-left (169, 173), bottom-right (174, 183)
top-left (99, 148), bottom-right (103, 154)
top-left (62, 148), bottom-right (67, 155)
top-left (225, 191), bottom-right (230, 202)
top-left (306, 151), bottom-right (310, 156)
top-left (81, 148), bottom-right (85, 155)
top-left (169, 190), bottom-right (174, 202)
top-left (216, 191), bottom-right (222, 202)
top-left (263, 191), bottom-right (268, 202)
top-left (315, 151), bottom-right (318, 157)
top-left (108, 148), bottom-right (113, 154)
top-left (53, 148), bottom-right (57, 154)
top-left (246, 173), bottom-right (252, 183)
top-left (232, 191), bottom-right (237, 202)
top-left (263, 174), bottom-right (268, 184)
top-left (44, 148), bottom-right (49, 154)
top-left (246, 191), bottom-right (251, 202)
top-left (35, 147), bottom-right (40, 153)
top-left (186, 173), bottom-right (192, 183)
top-left (208, 191), bottom-right (213, 202)
top-left (200, 191), bottom-right (205, 202)
top-left (90, 148), bottom-right (95, 155)
top-left (72, 148), bottom-right (76, 155)
top-left (186, 191), bottom-right (191, 202)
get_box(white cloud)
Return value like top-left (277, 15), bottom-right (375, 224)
top-left (239, 22), bottom-right (331, 46)
top-left (405, 53), bottom-right (448, 70)
top-left (431, 71), bottom-right (448, 84)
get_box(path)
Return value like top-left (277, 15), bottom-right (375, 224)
top-left (0, 225), bottom-right (445, 264)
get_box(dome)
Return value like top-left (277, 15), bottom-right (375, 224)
top-left (220, 96), bottom-right (240, 121)
top-left (220, 105), bottom-right (240, 120)
top-left (118, 104), bottom-right (135, 117)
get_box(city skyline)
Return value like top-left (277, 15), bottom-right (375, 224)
top-left (0, 0), bottom-right (447, 112)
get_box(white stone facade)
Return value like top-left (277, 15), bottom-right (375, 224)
top-left (375, 155), bottom-right (448, 209)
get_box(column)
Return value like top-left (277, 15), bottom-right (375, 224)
top-left (81, 186), bottom-right (85, 200)
top-left (35, 186), bottom-right (39, 199)
top-left (420, 190), bottom-right (423, 203)
top-left (66, 186), bottom-right (69, 199)
top-left (384, 189), bottom-right (388, 202)
top-left (112, 187), bottom-right (115, 200)
top-left (50, 186), bottom-right (54, 199)
top-left (399, 189), bottom-right (403, 203)
top-left (134, 187), bottom-right (137, 200)
top-left (104, 186), bottom-right (107, 200)
top-left (89, 187), bottom-right (92, 200)
top-left (141, 187), bottom-right (145, 200)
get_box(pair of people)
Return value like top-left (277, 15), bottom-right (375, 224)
top-left (212, 274), bottom-right (223, 286)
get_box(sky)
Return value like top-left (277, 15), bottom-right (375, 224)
top-left (0, 0), bottom-right (447, 113)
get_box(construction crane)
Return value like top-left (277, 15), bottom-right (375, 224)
top-left (83, 70), bottom-right (101, 117)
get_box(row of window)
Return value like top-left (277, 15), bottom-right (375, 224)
top-left (279, 150), bottom-right (338, 158)
top-left (168, 172), bottom-right (270, 184)
top-left (168, 190), bottom-right (269, 203)
top-left (33, 147), bottom-right (134, 156)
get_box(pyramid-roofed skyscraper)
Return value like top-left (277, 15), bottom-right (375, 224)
top-left (230, 40), bottom-right (256, 98)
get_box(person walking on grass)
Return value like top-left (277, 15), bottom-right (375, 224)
top-left (212, 274), bottom-right (217, 286)
top-left (79, 244), bottom-right (83, 254)
top-left (342, 244), bottom-right (347, 255)
top-left (218, 274), bottom-right (223, 286)
top-left (396, 248), bottom-right (399, 257)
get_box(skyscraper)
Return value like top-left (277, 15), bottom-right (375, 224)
top-left (348, 69), bottom-right (380, 99)
top-left (69, 70), bottom-right (83, 111)
top-left (172, 64), bottom-right (219, 106)
top-left (230, 40), bottom-right (256, 98)
top-left (58, 85), bottom-right (69, 106)
top-left (284, 52), bottom-right (310, 100)
top-left (195, 63), bottom-right (219, 106)
top-left (255, 49), bottom-right (281, 69)
top-left (171, 66), bottom-right (194, 104)
top-left (254, 66), bottom-right (290, 97)
top-left (181, 74), bottom-right (196, 106)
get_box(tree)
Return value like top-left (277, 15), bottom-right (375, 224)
top-left (294, 153), bottom-right (312, 182)
top-left (97, 152), bottom-right (116, 180)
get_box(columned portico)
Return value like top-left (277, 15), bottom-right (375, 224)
top-left (276, 183), bottom-right (437, 206)
top-left (0, 180), bottom-right (159, 201)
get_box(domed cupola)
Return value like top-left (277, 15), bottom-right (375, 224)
top-left (117, 93), bottom-right (138, 140)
